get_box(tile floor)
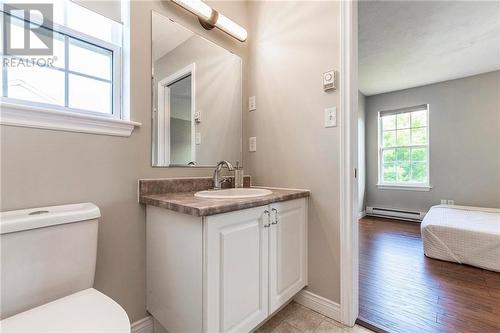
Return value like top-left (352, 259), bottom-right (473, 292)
top-left (255, 302), bottom-right (374, 333)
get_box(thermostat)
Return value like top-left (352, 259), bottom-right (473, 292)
top-left (323, 70), bottom-right (336, 91)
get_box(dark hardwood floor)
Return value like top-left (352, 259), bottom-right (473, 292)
top-left (358, 217), bottom-right (500, 333)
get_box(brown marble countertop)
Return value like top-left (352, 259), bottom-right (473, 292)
top-left (140, 187), bottom-right (310, 217)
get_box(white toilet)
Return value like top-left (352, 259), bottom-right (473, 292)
top-left (0, 203), bottom-right (130, 332)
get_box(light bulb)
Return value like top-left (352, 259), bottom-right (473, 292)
top-left (215, 13), bottom-right (247, 42)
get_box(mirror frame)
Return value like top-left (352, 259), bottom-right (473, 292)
top-left (150, 11), bottom-right (243, 168)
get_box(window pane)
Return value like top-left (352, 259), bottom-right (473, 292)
top-left (396, 162), bottom-right (411, 182)
top-left (396, 129), bottom-right (410, 146)
top-left (65, 1), bottom-right (122, 45)
top-left (411, 110), bottom-right (427, 127)
top-left (383, 130), bottom-right (396, 147)
top-left (382, 115), bottom-right (396, 131)
top-left (69, 39), bottom-right (112, 80)
top-left (383, 163), bottom-right (396, 183)
top-left (6, 66), bottom-right (65, 106)
top-left (68, 74), bottom-right (112, 114)
top-left (395, 148), bottom-right (410, 162)
top-left (411, 162), bottom-right (428, 183)
top-left (383, 149), bottom-right (396, 163)
top-left (411, 127), bottom-right (427, 145)
top-left (396, 113), bottom-right (410, 129)
top-left (7, 15), bottom-right (65, 67)
top-left (411, 147), bottom-right (427, 162)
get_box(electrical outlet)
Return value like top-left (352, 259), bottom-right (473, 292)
top-left (195, 132), bottom-right (201, 145)
top-left (447, 200), bottom-right (455, 205)
top-left (249, 137), bottom-right (257, 152)
top-left (248, 96), bottom-right (256, 111)
top-left (440, 200), bottom-right (447, 205)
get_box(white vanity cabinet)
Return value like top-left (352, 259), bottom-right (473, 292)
top-left (146, 197), bottom-right (307, 333)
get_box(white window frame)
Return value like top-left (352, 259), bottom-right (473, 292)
top-left (156, 63), bottom-right (196, 166)
top-left (0, 1), bottom-right (140, 136)
top-left (377, 104), bottom-right (431, 191)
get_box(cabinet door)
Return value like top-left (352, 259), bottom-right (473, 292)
top-left (204, 206), bottom-right (269, 333)
top-left (269, 198), bottom-right (307, 313)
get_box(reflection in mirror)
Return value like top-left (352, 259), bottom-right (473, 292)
top-left (151, 11), bottom-right (242, 167)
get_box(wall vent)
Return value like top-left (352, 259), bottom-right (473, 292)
top-left (366, 206), bottom-right (425, 222)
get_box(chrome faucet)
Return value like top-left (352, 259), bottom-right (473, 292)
top-left (213, 160), bottom-right (235, 189)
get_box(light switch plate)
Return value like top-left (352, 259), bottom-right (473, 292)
top-left (249, 137), bottom-right (257, 152)
top-left (249, 96), bottom-right (256, 111)
top-left (195, 132), bottom-right (201, 145)
top-left (324, 107), bottom-right (337, 127)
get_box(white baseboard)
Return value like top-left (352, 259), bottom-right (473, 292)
top-left (131, 316), bottom-right (154, 333)
top-left (294, 290), bottom-right (340, 323)
top-left (358, 211), bottom-right (366, 220)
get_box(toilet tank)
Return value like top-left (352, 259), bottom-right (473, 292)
top-left (0, 203), bottom-right (100, 319)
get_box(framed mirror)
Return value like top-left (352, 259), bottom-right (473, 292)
top-left (151, 11), bottom-right (242, 167)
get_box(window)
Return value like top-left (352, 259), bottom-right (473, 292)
top-left (0, 1), bottom-right (138, 136)
top-left (1, 1), bottom-right (121, 116)
top-left (378, 105), bottom-right (430, 189)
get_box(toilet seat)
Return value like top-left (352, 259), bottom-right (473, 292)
top-left (0, 288), bottom-right (130, 333)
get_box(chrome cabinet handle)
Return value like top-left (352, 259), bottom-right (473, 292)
top-left (271, 208), bottom-right (279, 225)
top-left (263, 210), bottom-right (271, 227)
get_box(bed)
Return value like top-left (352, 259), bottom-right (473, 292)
top-left (421, 204), bottom-right (500, 272)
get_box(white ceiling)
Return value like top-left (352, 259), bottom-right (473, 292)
top-left (152, 12), bottom-right (193, 62)
top-left (359, 0), bottom-right (500, 96)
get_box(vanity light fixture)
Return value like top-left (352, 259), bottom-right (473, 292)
top-left (172, 0), bottom-right (248, 42)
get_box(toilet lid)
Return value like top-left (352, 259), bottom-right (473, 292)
top-left (0, 288), bottom-right (130, 333)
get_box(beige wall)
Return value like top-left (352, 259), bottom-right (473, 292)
top-left (1, 0), bottom-right (346, 320)
top-left (245, 1), bottom-right (342, 302)
top-left (365, 71), bottom-right (500, 211)
top-left (0, 0), bottom-right (248, 322)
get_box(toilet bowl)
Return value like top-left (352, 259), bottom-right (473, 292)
top-left (0, 203), bottom-right (130, 333)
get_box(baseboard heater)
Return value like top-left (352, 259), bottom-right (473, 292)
top-left (366, 206), bottom-right (425, 222)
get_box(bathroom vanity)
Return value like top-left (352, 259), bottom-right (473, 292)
top-left (145, 9), bottom-right (309, 333)
top-left (139, 178), bottom-right (309, 333)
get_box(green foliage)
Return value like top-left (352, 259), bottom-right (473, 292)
top-left (381, 109), bottom-right (429, 184)
top-left (382, 147), bottom-right (428, 183)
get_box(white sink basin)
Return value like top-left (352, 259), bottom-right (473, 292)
top-left (194, 188), bottom-right (272, 199)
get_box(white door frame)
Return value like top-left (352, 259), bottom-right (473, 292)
top-left (157, 63), bottom-right (196, 166)
top-left (339, 0), bottom-right (359, 327)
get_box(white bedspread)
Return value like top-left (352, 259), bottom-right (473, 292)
top-left (421, 205), bottom-right (500, 272)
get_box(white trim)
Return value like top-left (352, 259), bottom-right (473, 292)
top-left (0, 101), bottom-right (141, 137)
top-left (121, 0), bottom-right (131, 121)
top-left (376, 183), bottom-right (432, 191)
top-left (358, 211), bottom-right (366, 220)
top-left (339, 0), bottom-right (358, 327)
top-left (294, 290), bottom-right (340, 323)
top-left (131, 316), bottom-right (154, 333)
top-left (157, 63), bottom-right (196, 166)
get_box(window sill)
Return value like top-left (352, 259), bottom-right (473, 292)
top-left (376, 184), bottom-right (432, 191)
top-left (0, 101), bottom-right (141, 137)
